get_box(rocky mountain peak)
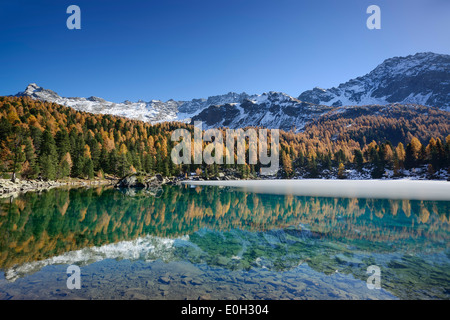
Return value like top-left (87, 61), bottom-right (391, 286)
top-left (12, 52), bottom-right (450, 129)
top-left (299, 52), bottom-right (450, 110)
top-left (19, 83), bottom-right (61, 101)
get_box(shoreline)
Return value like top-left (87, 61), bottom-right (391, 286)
top-left (0, 178), bottom-right (117, 198)
top-left (182, 179), bottom-right (450, 201)
top-left (2, 175), bottom-right (449, 201)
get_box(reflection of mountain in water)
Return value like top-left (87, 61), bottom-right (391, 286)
top-left (0, 185), bottom-right (449, 298)
top-left (4, 234), bottom-right (184, 282)
top-left (0, 185), bottom-right (449, 269)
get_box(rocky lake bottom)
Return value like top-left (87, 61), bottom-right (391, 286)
top-left (0, 258), bottom-right (397, 300)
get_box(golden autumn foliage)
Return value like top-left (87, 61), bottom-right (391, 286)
top-left (0, 96), bottom-right (448, 180)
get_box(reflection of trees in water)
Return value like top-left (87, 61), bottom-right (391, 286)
top-left (0, 185), bottom-right (449, 269)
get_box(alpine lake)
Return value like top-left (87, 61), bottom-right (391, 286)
top-left (0, 180), bottom-right (449, 300)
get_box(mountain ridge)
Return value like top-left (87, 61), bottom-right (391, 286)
top-left (13, 52), bottom-right (450, 130)
top-left (298, 52), bottom-right (450, 110)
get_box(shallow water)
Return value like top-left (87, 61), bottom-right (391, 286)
top-left (0, 184), bottom-right (449, 300)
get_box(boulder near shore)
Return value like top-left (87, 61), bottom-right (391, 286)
top-left (114, 173), bottom-right (176, 189)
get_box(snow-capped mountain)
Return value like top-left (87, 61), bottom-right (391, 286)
top-left (191, 91), bottom-right (334, 131)
top-left (14, 52), bottom-right (450, 130)
top-left (16, 83), bottom-right (183, 123)
top-left (177, 92), bottom-right (257, 119)
top-left (15, 83), bottom-right (256, 124)
top-left (16, 83), bottom-right (330, 131)
top-left (5, 234), bottom-right (186, 282)
top-left (298, 52), bottom-right (450, 111)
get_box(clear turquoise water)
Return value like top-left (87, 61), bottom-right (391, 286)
top-left (0, 185), bottom-right (449, 300)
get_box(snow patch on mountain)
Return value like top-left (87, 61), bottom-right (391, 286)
top-left (14, 52), bottom-right (450, 128)
top-left (298, 52), bottom-right (450, 111)
top-left (191, 91), bottom-right (334, 131)
top-left (15, 84), bottom-right (259, 124)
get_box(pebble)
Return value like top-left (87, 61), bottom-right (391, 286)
top-left (159, 276), bottom-right (171, 284)
top-left (161, 290), bottom-right (169, 297)
top-left (159, 284), bottom-right (170, 291)
top-left (190, 279), bottom-right (203, 286)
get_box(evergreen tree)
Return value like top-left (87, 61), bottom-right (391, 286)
top-left (353, 149), bottom-right (364, 172)
top-left (324, 152), bottom-right (332, 171)
top-left (0, 117), bottom-right (12, 142)
top-left (90, 141), bottom-right (101, 171)
top-left (22, 137), bottom-right (39, 179)
top-left (144, 154), bottom-right (153, 174)
top-left (108, 149), bottom-right (119, 176)
top-left (371, 152), bottom-right (384, 179)
top-left (296, 151), bottom-right (304, 168)
top-left (435, 139), bottom-right (446, 171)
top-left (404, 143), bottom-right (415, 170)
top-left (40, 154), bottom-right (57, 180)
top-left (39, 128), bottom-right (58, 180)
top-left (60, 159), bottom-right (71, 179)
top-left (71, 154), bottom-right (85, 178)
top-left (55, 129), bottom-right (70, 161)
top-left (132, 152), bottom-right (142, 173)
top-left (70, 133), bottom-right (86, 178)
top-left (167, 155), bottom-right (175, 176)
top-left (308, 157), bottom-right (319, 178)
top-left (83, 158), bottom-right (94, 179)
top-left (419, 144), bottom-right (426, 166)
top-left (155, 152), bottom-right (163, 174)
top-left (99, 148), bottom-right (110, 174)
top-left (334, 149), bottom-right (346, 166)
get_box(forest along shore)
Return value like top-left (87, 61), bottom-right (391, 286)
top-left (0, 178), bottom-right (117, 198)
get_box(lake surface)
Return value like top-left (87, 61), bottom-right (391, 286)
top-left (0, 182), bottom-right (449, 300)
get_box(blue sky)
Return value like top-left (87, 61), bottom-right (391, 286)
top-left (1, 0), bottom-right (449, 102)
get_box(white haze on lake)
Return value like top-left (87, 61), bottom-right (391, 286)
top-left (183, 179), bottom-right (450, 201)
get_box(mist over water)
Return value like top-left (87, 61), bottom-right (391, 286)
top-left (184, 179), bottom-right (450, 201)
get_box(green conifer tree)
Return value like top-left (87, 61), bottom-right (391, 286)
top-left (39, 128), bottom-right (58, 180)
top-left (353, 149), bottom-right (364, 173)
